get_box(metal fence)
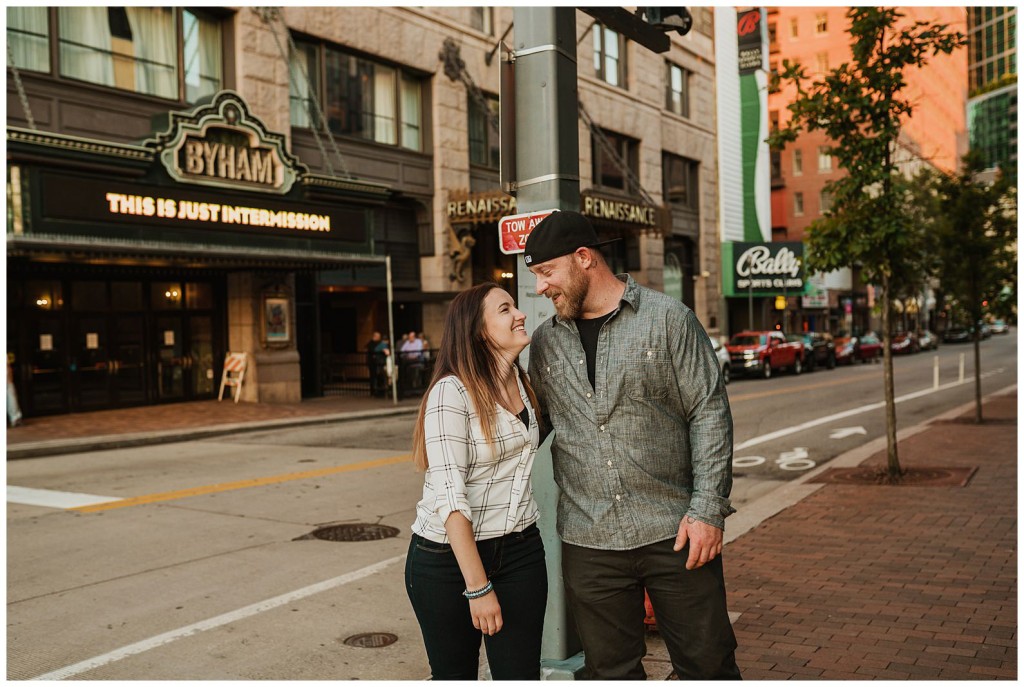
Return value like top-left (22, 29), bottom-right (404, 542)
top-left (322, 350), bottom-right (436, 399)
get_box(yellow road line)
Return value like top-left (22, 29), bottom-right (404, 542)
top-left (70, 453), bottom-right (412, 513)
top-left (729, 370), bottom-right (878, 403)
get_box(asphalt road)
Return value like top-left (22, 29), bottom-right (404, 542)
top-left (6, 330), bottom-right (1016, 680)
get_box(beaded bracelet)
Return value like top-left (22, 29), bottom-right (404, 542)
top-left (463, 580), bottom-right (494, 599)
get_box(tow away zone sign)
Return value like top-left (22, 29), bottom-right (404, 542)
top-left (499, 209), bottom-right (557, 255)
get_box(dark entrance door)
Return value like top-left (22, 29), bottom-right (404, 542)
top-left (9, 272), bottom-right (224, 417)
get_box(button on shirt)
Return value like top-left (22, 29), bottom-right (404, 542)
top-left (529, 275), bottom-right (735, 550)
top-left (411, 371), bottom-right (540, 543)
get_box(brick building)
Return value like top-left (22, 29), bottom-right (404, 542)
top-left (6, 7), bottom-right (723, 417)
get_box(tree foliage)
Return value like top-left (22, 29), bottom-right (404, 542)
top-left (768, 8), bottom-right (964, 479)
top-left (930, 154), bottom-right (1017, 421)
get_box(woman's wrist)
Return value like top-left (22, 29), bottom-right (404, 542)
top-left (463, 580), bottom-right (494, 599)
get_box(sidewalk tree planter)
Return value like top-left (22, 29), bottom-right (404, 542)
top-left (768, 8), bottom-right (964, 483)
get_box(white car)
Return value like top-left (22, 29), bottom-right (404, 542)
top-left (710, 336), bottom-right (731, 385)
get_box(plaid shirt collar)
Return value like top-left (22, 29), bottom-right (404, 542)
top-left (550, 274), bottom-right (640, 328)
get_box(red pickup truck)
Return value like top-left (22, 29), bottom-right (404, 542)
top-left (726, 330), bottom-right (805, 379)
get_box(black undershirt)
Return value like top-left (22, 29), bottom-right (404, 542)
top-left (574, 311), bottom-right (615, 389)
top-left (517, 405), bottom-right (530, 427)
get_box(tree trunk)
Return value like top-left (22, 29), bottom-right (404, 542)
top-left (881, 274), bottom-right (901, 479)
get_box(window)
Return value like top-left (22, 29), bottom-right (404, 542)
top-left (7, 7), bottom-right (50, 73)
top-left (592, 129), bottom-right (638, 192)
top-left (666, 62), bottom-right (690, 117)
top-left (768, 22), bottom-right (777, 47)
top-left (793, 149), bottom-right (803, 175)
top-left (468, 93), bottom-right (499, 168)
top-left (820, 190), bottom-right (833, 213)
top-left (769, 60), bottom-right (780, 93)
top-left (815, 52), bottom-right (829, 75)
top-left (469, 7), bottom-right (493, 35)
top-left (662, 152), bottom-right (699, 210)
top-left (794, 192), bottom-right (804, 216)
top-left (790, 17), bottom-right (798, 38)
top-left (770, 110), bottom-right (779, 132)
top-left (818, 146), bottom-right (832, 172)
top-left (292, 41), bottom-right (424, 152)
top-left (594, 24), bottom-right (627, 88)
top-left (770, 151), bottom-right (782, 179)
top-left (55, 8), bottom-right (222, 102)
top-left (815, 13), bottom-right (828, 34)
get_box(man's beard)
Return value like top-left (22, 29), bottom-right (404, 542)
top-left (552, 259), bottom-right (588, 320)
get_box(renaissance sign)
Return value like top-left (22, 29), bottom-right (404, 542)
top-left (446, 190), bottom-right (663, 230)
top-left (146, 91), bottom-right (305, 195)
top-left (723, 241), bottom-right (807, 296)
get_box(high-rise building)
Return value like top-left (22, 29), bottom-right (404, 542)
top-left (765, 7), bottom-right (967, 335)
top-left (967, 7), bottom-right (1017, 176)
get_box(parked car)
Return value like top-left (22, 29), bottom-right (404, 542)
top-left (726, 330), bottom-right (804, 379)
top-left (710, 336), bottom-right (731, 385)
top-left (990, 319), bottom-right (1009, 334)
top-left (943, 327), bottom-right (971, 343)
top-left (979, 322), bottom-right (992, 339)
top-left (890, 331), bottom-right (920, 355)
top-left (917, 330), bottom-right (939, 351)
top-left (787, 332), bottom-right (835, 371)
top-left (834, 334), bottom-right (882, 364)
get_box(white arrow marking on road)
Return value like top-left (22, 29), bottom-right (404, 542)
top-left (829, 426), bottom-right (867, 439)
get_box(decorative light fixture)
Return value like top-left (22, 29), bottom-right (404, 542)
top-left (500, 272), bottom-right (514, 280)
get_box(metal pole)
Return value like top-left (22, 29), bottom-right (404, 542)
top-left (958, 352), bottom-right (965, 383)
top-left (748, 282), bottom-right (753, 330)
top-left (385, 254), bottom-right (397, 405)
top-left (933, 355), bottom-right (939, 389)
top-left (512, 7), bottom-right (584, 678)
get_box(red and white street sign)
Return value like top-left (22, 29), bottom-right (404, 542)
top-left (498, 209), bottom-right (558, 255)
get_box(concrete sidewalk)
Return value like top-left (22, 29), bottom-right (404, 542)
top-left (5, 394), bottom-right (422, 459)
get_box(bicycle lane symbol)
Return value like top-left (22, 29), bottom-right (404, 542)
top-left (733, 447), bottom-right (816, 472)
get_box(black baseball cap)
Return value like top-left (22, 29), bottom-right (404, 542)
top-left (523, 211), bottom-right (620, 267)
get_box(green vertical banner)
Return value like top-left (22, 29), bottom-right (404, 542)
top-left (740, 74), bottom-right (762, 241)
top-left (737, 8), bottom-right (769, 243)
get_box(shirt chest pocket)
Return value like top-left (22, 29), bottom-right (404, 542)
top-left (615, 348), bottom-right (673, 401)
top-left (536, 359), bottom-right (572, 414)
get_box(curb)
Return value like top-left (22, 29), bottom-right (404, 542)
top-left (6, 405), bottom-right (421, 460)
top-left (725, 383), bottom-right (1018, 545)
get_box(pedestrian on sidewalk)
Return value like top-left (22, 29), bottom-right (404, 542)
top-left (525, 211), bottom-right (741, 680)
top-left (406, 283), bottom-right (547, 680)
top-left (7, 356), bottom-right (23, 427)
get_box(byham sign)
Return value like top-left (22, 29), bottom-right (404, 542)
top-left (147, 90), bottom-right (305, 195)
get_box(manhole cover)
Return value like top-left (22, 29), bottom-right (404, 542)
top-left (810, 466), bottom-right (977, 487)
top-left (343, 632), bottom-right (398, 648)
top-left (294, 523), bottom-right (400, 542)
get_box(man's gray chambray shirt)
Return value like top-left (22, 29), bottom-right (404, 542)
top-left (529, 274), bottom-right (735, 551)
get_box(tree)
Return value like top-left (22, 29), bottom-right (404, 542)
top-left (768, 8), bottom-right (963, 482)
top-left (930, 154), bottom-right (1017, 422)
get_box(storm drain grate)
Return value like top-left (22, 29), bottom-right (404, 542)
top-left (294, 523), bottom-right (400, 542)
top-left (343, 632), bottom-right (398, 648)
top-left (810, 466), bottom-right (978, 487)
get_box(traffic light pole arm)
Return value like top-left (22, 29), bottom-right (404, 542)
top-left (580, 7), bottom-right (670, 53)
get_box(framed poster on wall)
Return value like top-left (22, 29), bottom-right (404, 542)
top-left (262, 295), bottom-right (290, 345)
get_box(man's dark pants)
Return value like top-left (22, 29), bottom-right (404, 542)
top-left (563, 538), bottom-right (741, 680)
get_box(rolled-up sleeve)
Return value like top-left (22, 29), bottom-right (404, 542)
top-left (671, 309), bottom-right (736, 530)
top-left (423, 377), bottom-right (474, 525)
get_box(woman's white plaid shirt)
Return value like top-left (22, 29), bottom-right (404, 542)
top-left (411, 371), bottom-right (540, 543)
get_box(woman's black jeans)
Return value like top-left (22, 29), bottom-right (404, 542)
top-left (405, 524), bottom-right (547, 680)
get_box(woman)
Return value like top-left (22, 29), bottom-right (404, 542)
top-left (406, 283), bottom-right (547, 680)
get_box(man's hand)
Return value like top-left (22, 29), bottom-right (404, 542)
top-left (673, 515), bottom-right (724, 570)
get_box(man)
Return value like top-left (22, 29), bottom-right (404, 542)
top-left (365, 331), bottom-right (387, 397)
top-left (524, 211), bottom-right (740, 680)
top-left (400, 331), bottom-right (426, 389)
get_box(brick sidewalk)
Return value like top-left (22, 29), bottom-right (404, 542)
top-left (726, 392), bottom-right (1017, 679)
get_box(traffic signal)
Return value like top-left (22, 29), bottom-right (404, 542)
top-left (637, 7), bottom-right (693, 36)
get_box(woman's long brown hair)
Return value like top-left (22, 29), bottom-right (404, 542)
top-left (412, 283), bottom-right (542, 471)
